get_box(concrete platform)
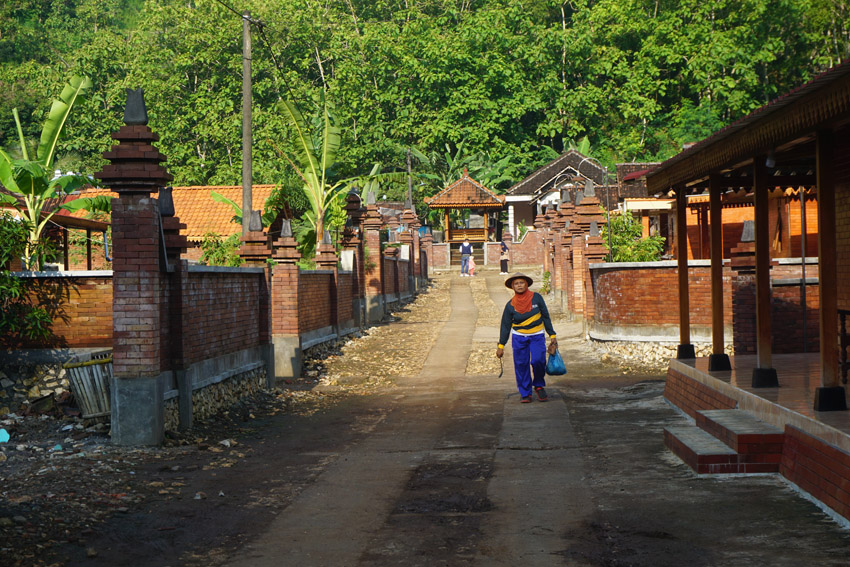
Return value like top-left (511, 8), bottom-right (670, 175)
top-left (666, 355), bottom-right (850, 517)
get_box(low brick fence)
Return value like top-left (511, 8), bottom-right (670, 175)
top-left (588, 259), bottom-right (819, 353)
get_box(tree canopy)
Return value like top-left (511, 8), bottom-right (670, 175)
top-left (1, 0), bottom-right (846, 213)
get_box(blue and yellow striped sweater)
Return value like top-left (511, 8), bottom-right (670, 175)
top-left (498, 292), bottom-right (556, 348)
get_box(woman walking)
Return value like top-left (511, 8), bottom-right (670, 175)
top-left (499, 240), bottom-right (510, 274)
top-left (495, 273), bottom-right (558, 403)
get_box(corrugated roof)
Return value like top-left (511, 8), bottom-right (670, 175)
top-left (425, 173), bottom-right (504, 209)
top-left (622, 169), bottom-right (651, 182)
top-left (71, 185), bottom-right (279, 242)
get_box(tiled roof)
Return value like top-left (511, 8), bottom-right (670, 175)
top-left (506, 150), bottom-right (607, 196)
top-left (425, 173), bottom-right (505, 209)
top-left (70, 185), bottom-right (279, 242)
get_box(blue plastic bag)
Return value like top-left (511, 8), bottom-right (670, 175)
top-left (546, 350), bottom-right (567, 375)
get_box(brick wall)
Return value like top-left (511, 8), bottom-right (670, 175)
top-left (781, 426), bottom-right (850, 521)
top-left (664, 367), bottom-right (737, 418)
top-left (511, 230), bottom-right (543, 265)
top-left (338, 272), bottom-right (353, 325)
top-left (432, 243), bottom-right (449, 267)
top-left (591, 264), bottom-right (731, 328)
top-left (399, 260), bottom-right (409, 293)
top-left (589, 261), bottom-right (818, 353)
top-left (383, 257), bottom-right (398, 295)
top-left (7, 274), bottom-right (113, 348)
top-left (179, 270), bottom-right (264, 366)
top-left (298, 272), bottom-right (334, 333)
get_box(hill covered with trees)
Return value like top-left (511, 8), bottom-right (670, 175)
top-left (2, 0), bottom-right (847, 206)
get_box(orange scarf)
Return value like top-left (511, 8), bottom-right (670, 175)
top-left (511, 290), bottom-right (533, 314)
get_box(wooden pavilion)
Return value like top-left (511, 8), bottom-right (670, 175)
top-left (644, 62), bottom-right (850, 525)
top-left (646, 60), bottom-right (850, 410)
top-left (424, 171), bottom-right (505, 243)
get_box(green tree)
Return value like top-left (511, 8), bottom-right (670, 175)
top-left (601, 209), bottom-right (665, 262)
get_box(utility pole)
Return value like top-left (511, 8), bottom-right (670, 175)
top-left (406, 149), bottom-right (413, 209)
top-left (242, 10), bottom-right (252, 235)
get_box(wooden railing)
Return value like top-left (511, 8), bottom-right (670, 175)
top-left (446, 227), bottom-right (486, 242)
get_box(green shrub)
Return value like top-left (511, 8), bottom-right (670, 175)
top-left (199, 232), bottom-right (243, 267)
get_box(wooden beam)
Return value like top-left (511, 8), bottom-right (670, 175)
top-left (752, 156), bottom-right (778, 386)
top-left (63, 228), bottom-right (69, 271)
top-left (709, 176), bottom-right (731, 370)
top-left (675, 188), bottom-right (694, 358)
top-left (816, 130), bottom-right (841, 388)
top-left (86, 229), bottom-right (92, 270)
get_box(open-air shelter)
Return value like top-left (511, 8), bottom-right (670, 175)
top-left (646, 61), bottom-right (850, 524)
top-left (424, 171), bottom-right (504, 243)
top-left (646, 60), bottom-right (850, 411)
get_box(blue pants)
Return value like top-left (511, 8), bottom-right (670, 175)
top-left (511, 333), bottom-right (547, 397)
top-left (460, 255), bottom-right (470, 274)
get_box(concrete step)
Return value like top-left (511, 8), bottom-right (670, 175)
top-left (696, 409), bottom-right (785, 457)
top-left (664, 426), bottom-right (739, 474)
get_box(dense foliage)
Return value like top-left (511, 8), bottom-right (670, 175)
top-left (0, 212), bottom-right (52, 342)
top-left (2, 0), bottom-right (847, 208)
top-left (602, 209), bottom-right (666, 262)
top-left (198, 231), bottom-right (244, 266)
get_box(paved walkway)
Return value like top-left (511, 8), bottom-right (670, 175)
top-left (222, 271), bottom-right (850, 567)
top-left (225, 274), bottom-right (595, 566)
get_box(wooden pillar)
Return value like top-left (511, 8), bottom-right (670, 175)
top-left (709, 175), bottom-right (731, 371)
top-left (814, 129), bottom-right (847, 410)
top-left (86, 229), bottom-right (92, 270)
top-left (676, 187), bottom-right (695, 358)
top-left (63, 228), bottom-right (69, 270)
top-left (752, 156), bottom-right (778, 387)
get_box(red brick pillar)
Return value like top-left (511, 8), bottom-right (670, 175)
top-left (568, 215), bottom-right (585, 319)
top-left (270, 221), bottom-right (303, 379)
top-left (420, 232), bottom-right (433, 279)
top-left (556, 201), bottom-right (574, 312)
top-left (535, 212), bottom-right (547, 274)
top-left (551, 205), bottom-right (567, 303)
top-left (584, 232), bottom-right (608, 323)
top-left (343, 192), bottom-right (365, 327)
top-left (316, 232), bottom-right (341, 331)
top-left (236, 212), bottom-right (274, 389)
top-left (362, 204), bottom-right (384, 323)
top-left (400, 209), bottom-right (416, 296)
top-left (94, 91), bottom-right (173, 446)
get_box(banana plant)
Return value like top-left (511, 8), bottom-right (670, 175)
top-left (0, 76), bottom-right (93, 269)
top-left (273, 89), bottom-right (406, 255)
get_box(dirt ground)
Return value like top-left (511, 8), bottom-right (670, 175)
top-left (2, 271), bottom-right (849, 566)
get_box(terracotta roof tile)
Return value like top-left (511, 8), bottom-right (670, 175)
top-left (425, 173), bottom-right (504, 209)
top-left (71, 185), bottom-right (279, 242)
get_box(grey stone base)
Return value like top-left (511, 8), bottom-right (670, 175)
top-left (365, 295), bottom-right (385, 324)
top-left (111, 373), bottom-right (165, 446)
top-left (274, 335), bottom-right (303, 381)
